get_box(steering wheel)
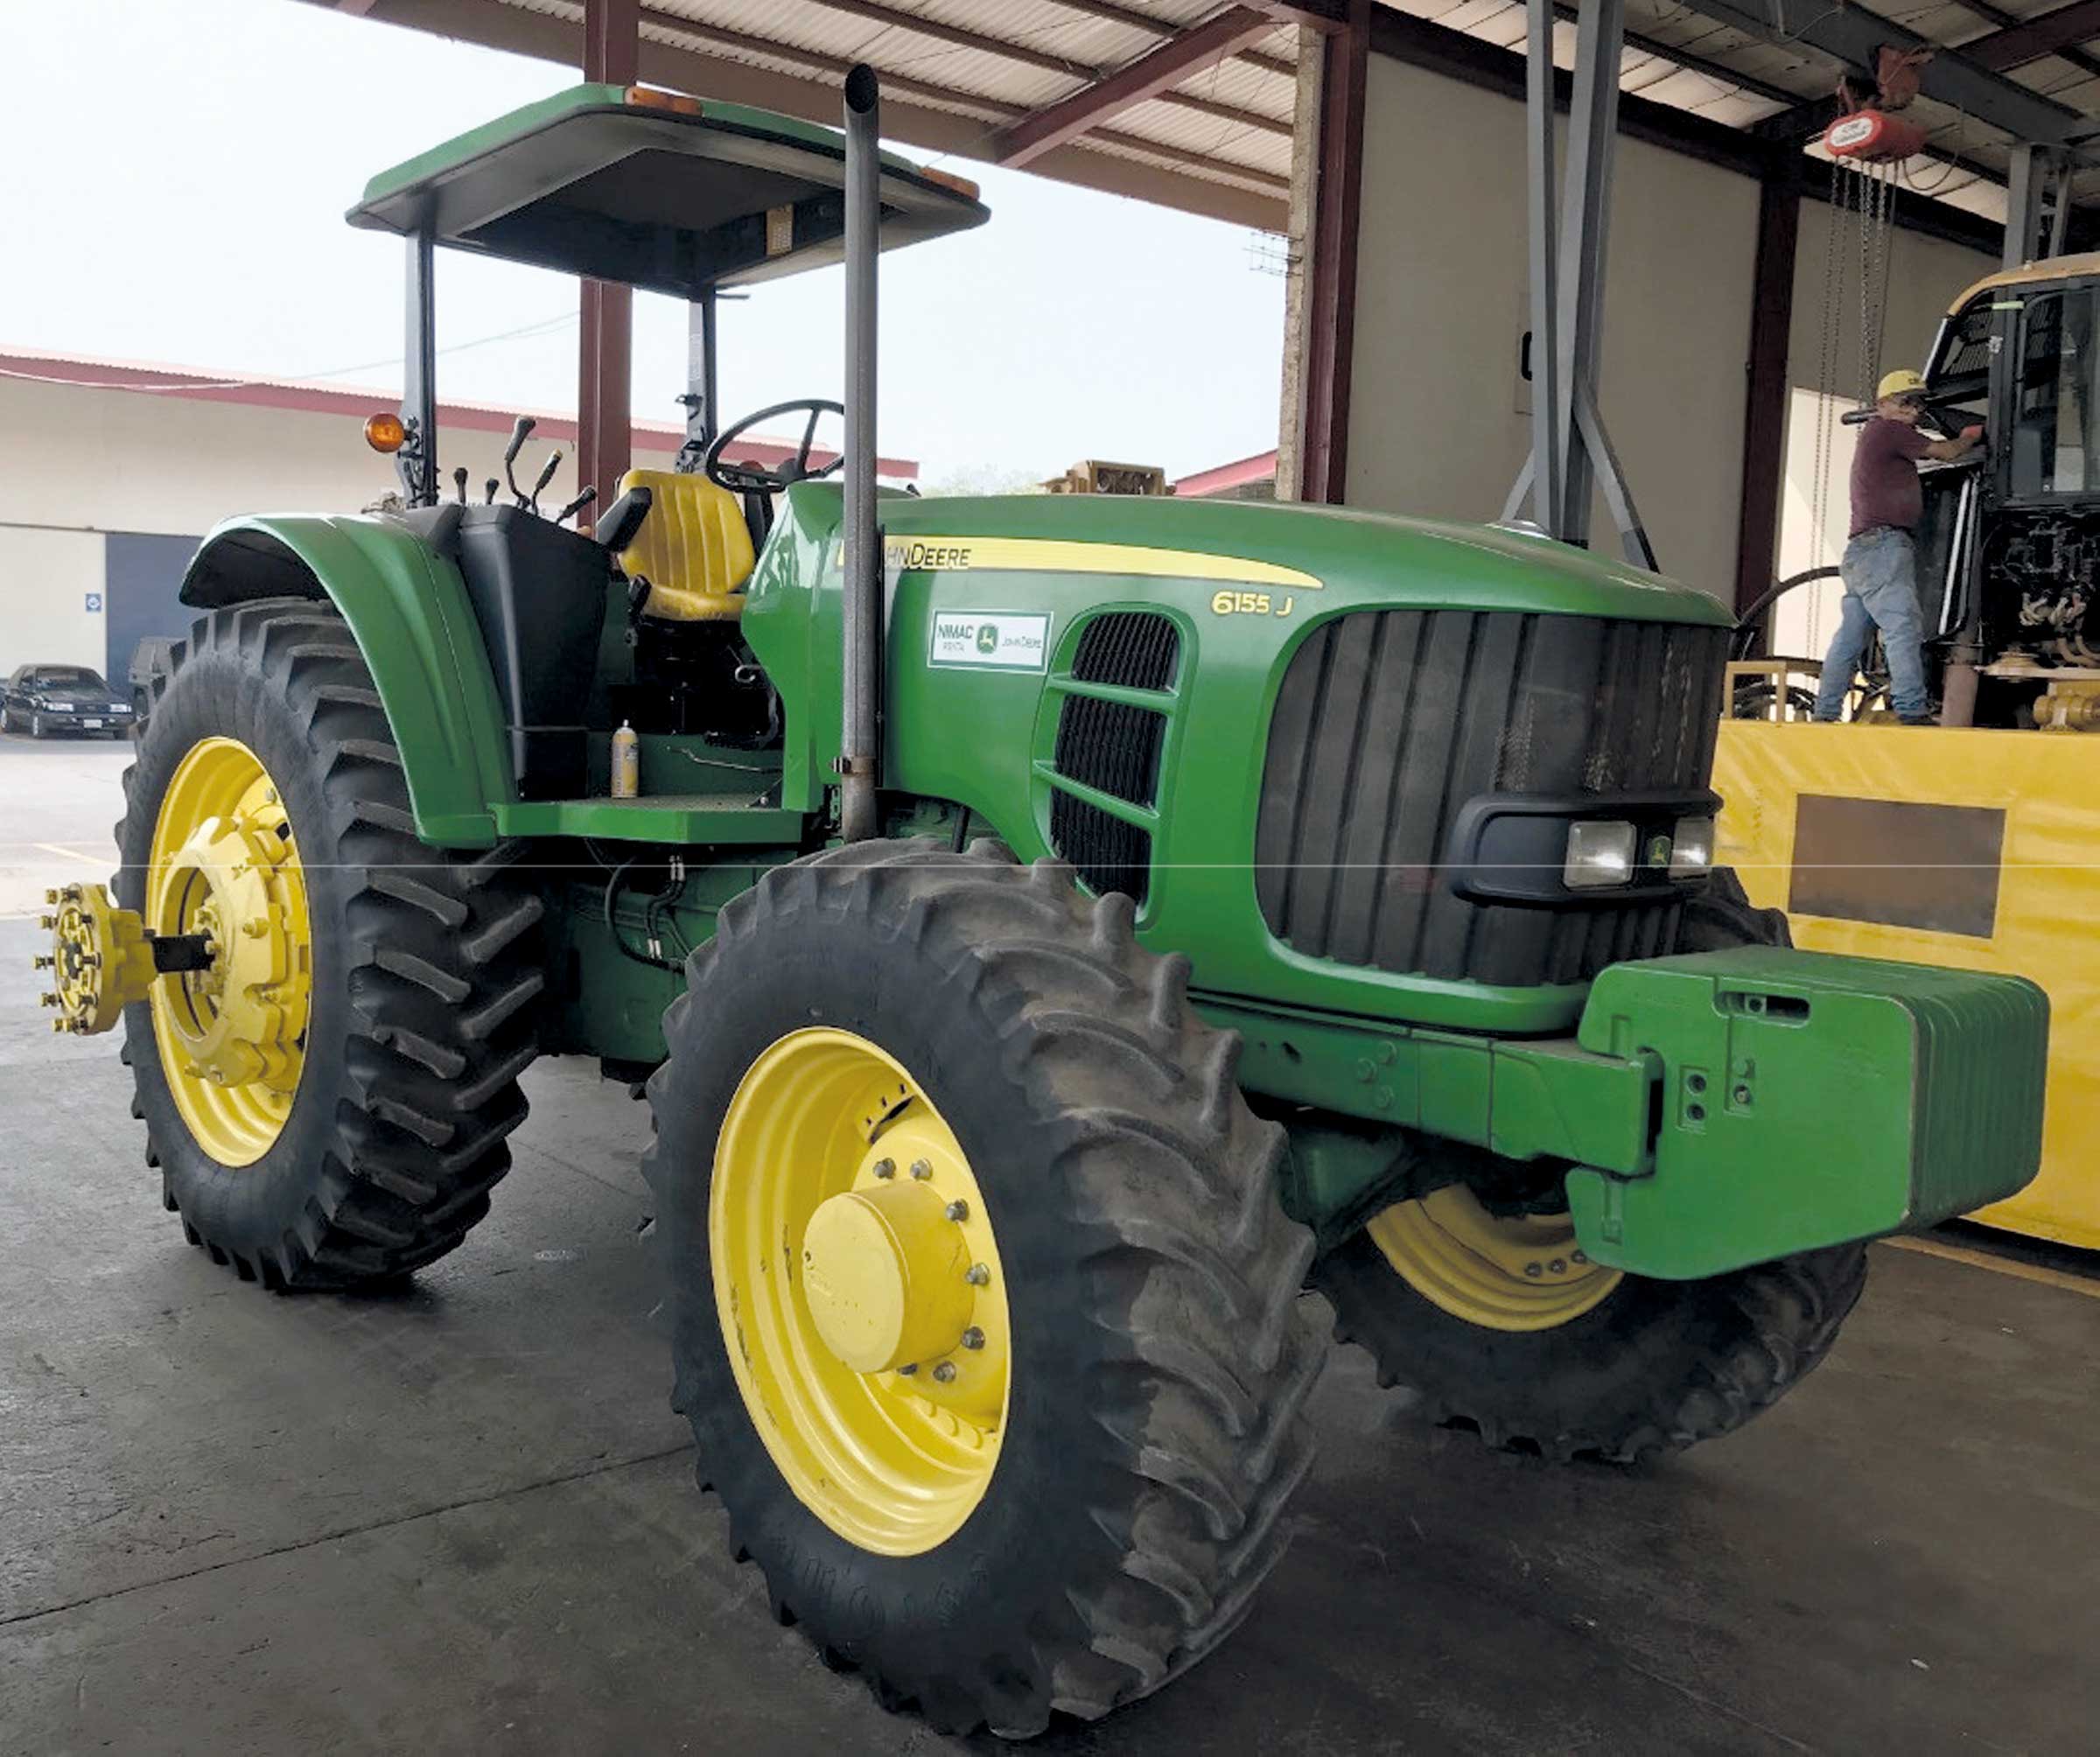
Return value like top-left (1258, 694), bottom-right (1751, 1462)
top-left (704, 398), bottom-right (847, 496)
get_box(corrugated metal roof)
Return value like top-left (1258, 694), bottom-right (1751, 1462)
top-left (466, 0), bottom-right (1298, 214)
top-left (333, 0), bottom-right (2100, 232)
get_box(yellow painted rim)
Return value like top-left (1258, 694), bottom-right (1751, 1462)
top-left (146, 737), bottom-right (312, 1167)
top-left (1366, 1186), bottom-right (1623, 1333)
top-left (710, 1027), bottom-right (1011, 1557)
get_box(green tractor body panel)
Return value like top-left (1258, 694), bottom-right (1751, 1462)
top-left (745, 486), bottom-right (1730, 1037)
top-left (1564, 948), bottom-right (2050, 1277)
top-left (180, 515), bottom-right (514, 844)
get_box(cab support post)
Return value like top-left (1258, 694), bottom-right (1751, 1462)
top-left (839, 63), bottom-right (882, 843)
top-left (399, 225), bottom-right (438, 508)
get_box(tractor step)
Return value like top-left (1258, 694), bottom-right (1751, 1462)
top-left (490, 793), bottom-right (802, 844)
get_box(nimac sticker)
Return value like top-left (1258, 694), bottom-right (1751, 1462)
top-left (928, 612), bottom-right (1051, 672)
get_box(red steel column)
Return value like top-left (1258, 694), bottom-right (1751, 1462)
top-left (1298, 0), bottom-right (1368, 505)
top-left (579, 0), bottom-right (640, 504)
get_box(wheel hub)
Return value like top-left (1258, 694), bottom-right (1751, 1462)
top-left (145, 737), bottom-right (312, 1166)
top-left (802, 1179), bottom-right (973, 1374)
top-left (36, 882), bottom-right (158, 1035)
top-left (156, 813), bottom-right (304, 1090)
top-left (1366, 1184), bottom-right (1624, 1333)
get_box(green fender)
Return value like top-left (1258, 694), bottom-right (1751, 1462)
top-left (179, 514), bottom-right (512, 845)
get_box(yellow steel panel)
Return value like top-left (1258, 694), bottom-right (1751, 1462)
top-left (1714, 721), bottom-right (2100, 1250)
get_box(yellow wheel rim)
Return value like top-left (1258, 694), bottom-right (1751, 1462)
top-left (710, 1027), bottom-right (1011, 1557)
top-left (1366, 1186), bottom-right (1623, 1334)
top-left (146, 737), bottom-right (312, 1167)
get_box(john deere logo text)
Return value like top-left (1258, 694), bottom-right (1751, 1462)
top-left (928, 612), bottom-right (1051, 673)
top-left (888, 540), bottom-right (975, 572)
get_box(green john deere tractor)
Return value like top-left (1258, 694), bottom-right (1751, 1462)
top-left (38, 69), bottom-right (2049, 1736)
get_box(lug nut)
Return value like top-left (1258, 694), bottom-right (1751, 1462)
top-left (944, 1200), bottom-right (969, 1222)
top-left (49, 1018), bottom-right (66, 1034)
top-left (961, 1327), bottom-right (984, 1350)
top-left (62, 885), bottom-right (80, 901)
top-left (39, 992), bottom-right (57, 1008)
top-left (896, 1362), bottom-right (918, 1376)
top-left (909, 1158), bottom-right (933, 1180)
top-left (932, 1362), bottom-right (957, 1384)
top-left (31, 955), bottom-right (52, 970)
top-left (1572, 1250), bottom-right (1589, 1265)
top-left (1548, 1258), bottom-right (1565, 1275)
top-left (38, 915), bottom-right (54, 930)
top-left (872, 1158), bottom-right (895, 1180)
top-left (1523, 1262), bottom-right (1543, 1278)
top-left (965, 1263), bottom-right (990, 1286)
top-left (44, 889), bottom-right (59, 906)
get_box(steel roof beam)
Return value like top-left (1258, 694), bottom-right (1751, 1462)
top-left (632, 4), bottom-right (1291, 196)
top-left (995, 6), bottom-right (1286, 168)
top-left (1963, 0), bottom-right (2100, 71)
top-left (793, 0), bottom-right (1290, 141)
top-left (987, 0), bottom-right (1298, 80)
top-left (1662, 0), bottom-right (2096, 145)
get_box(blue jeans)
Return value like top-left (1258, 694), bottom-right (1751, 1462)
top-left (1813, 527), bottom-right (1930, 721)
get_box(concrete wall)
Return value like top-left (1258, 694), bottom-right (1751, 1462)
top-left (0, 377), bottom-right (682, 682)
top-left (1343, 52), bottom-right (1760, 604)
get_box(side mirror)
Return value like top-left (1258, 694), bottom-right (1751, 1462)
top-left (595, 486), bottom-right (654, 553)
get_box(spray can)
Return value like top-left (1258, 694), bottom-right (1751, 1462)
top-left (611, 720), bottom-right (640, 799)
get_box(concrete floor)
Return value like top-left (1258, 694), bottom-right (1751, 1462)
top-left (3, 735), bottom-right (2098, 1754)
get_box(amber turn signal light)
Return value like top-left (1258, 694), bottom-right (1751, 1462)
top-left (625, 84), bottom-right (703, 116)
top-left (363, 411), bottom-right (408, 454)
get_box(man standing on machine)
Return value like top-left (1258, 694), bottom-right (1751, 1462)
top-left (1813, 368), bottom-right (1984, 724)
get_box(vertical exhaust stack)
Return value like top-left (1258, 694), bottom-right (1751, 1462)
top-left (839, 64), bottom-right (882, 844)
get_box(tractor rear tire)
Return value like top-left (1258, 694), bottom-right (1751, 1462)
top-left (643, 839), bottom-right (1323, 1736)
top-left (118, 596), bottom-right (544, 1289)
top-left (1312, 869), bottom-right (1869, 1462)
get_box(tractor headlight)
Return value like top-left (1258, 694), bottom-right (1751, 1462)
top-left (1669, 815), bottom-right (1715, 878)
top-left (1563, 820), bottom-right (1637, 890)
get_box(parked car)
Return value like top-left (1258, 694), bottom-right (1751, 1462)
top-left (2, 664), bottom-right (136, 738)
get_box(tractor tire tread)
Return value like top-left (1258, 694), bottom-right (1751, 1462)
top-left (641, 837), bottom-right (1323, 1736)
top-left (122, 597), bottom-right (540, 1291)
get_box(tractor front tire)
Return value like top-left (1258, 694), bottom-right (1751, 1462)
top-left (1314, 1235), bottom-right (1866, 1462)
top-left (644, 840), bottom-right (1323, 1735)
top-left (118, 596), bottom-right (544, 1288)
top-left (1313, 870), bottom-right (1868, 1462)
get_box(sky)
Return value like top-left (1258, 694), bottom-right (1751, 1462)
top-left (0, 0), bottom-right (1288, 487)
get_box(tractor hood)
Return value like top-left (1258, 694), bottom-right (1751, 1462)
top-left (872, 493), bottom-right (1731, 626)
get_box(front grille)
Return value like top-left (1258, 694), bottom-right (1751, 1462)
top-left (1050, 792), bottom-right (1152, 905)
top-left (1072, 612), bottom-right (1180, 690)
top-left (1255, 610), bottom-right (1727, 986)
top-left (1054, 695), bottom-right (1166, 808)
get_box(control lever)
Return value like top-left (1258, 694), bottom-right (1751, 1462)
top-left (484, 478), bottom-right (500, 506)
top-left (528, 447), bottom-right (564, 514)
top-left (502, 416), bottom-right (536, 506)
top-left (452, 467), bottom-right (470, 505)
top-left (556, 486), bottom-right (598, 525)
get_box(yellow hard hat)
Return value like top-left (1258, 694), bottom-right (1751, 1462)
top-left (1877, 368), bottom-right (1928, 400)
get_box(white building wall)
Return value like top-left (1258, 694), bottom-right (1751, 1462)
top-left (1343, 52), bottom-right (1760, 605)
top-left (0, 375), bottom-right (682, 674)
top-left (0, 525), bottom-right (107, 673)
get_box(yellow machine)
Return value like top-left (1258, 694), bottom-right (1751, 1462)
top-left (1720, 252), bottom-right (2100, 1253)
top-left (1716, 724), bottom-right (2098, 1250)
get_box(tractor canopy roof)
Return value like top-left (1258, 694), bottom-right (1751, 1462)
top-left (347, 83), bottom-right (990, 297)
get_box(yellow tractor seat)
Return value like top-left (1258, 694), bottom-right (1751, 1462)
top-left (615, 468), bottom-right (756, 621)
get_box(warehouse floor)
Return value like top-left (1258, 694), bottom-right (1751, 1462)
top-left (3, 734), bottom-right (2097, 1755)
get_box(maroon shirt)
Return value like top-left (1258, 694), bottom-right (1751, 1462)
top-left (1850, 416), bottom-right (1933, 536)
